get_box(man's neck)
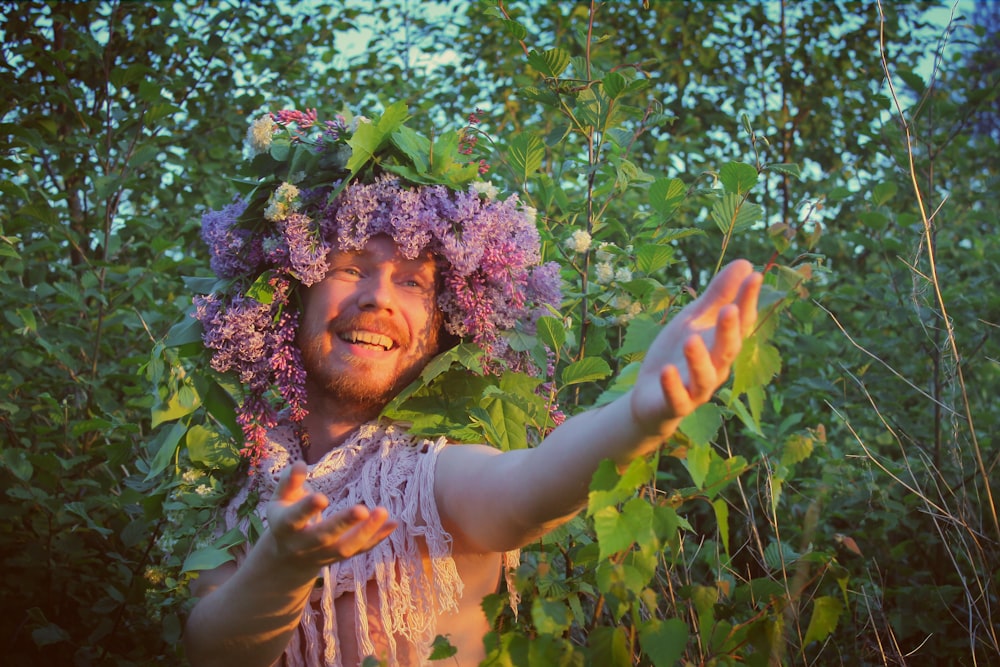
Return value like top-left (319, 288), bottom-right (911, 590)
top-left (300, 386), bottom-right (384, 464)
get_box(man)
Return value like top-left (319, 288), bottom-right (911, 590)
top-left (180, 109), bottom-right (763, 667)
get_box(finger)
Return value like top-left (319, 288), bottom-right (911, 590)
top-left (277, 460), bottom-right (308, 501)
top-left (683, 335), bottom-right (717, 400)
top-left (659, 364), bottom-right (694, 419)
top-left (690, 260), bottom-right (755, 327)
top-left (280, 492), bottom-right (330, 533)
top-left (318, 506), bottom-right (397, 560)
top-left (737, 271), bottom-right (763, 337)
top-left (710, 304), bottom-right (742, 371)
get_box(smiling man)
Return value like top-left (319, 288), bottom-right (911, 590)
top-left (178, 109), bottom-right (762, 667)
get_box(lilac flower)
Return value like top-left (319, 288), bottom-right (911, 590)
top-left (200, 198), bottom-right (263, 279)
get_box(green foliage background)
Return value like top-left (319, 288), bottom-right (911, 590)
top-left (1, 1), bottom-right (997, 665)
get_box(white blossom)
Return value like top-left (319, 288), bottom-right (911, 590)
top-left (566, 229), bottom-right (592, 253)
top-left (615, 267), bottom-right (633, 283)
top-left (471, 180), bottom-right (499, 200)
top-left (595, 262), bottom-right (614, 284)
top-left (595, 242), bottom-right (615, 262)
top-left (521, 205), bottom-right (538, 225)
top-left (245, 115), bottom-right (276, 156)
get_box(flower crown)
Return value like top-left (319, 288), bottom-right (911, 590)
top-left (193, 103), bottom-right (562, 462)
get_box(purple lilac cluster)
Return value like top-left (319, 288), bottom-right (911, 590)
top-left (195, 111), bottom-right (562, 464)
top-left (323, 175), bottom-right (562, 360)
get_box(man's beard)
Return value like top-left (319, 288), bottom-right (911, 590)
top-left (298, 312), bottom-right (441, 412)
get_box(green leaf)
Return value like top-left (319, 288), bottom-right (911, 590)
top-left (679, 402), bottom-right (722, 446)
top-left (781, 432), bottom-right (815, 467)
top-left (593, 497), bottom-right (655, 560)
top-left (390, 125), bottom-right (430, 174)
top-left (3, 448), bottom-right (33, 482)
top-left (508, 133), bottom-right (545, 183)
top-left (635, 244), bottom-right (674, 274)
top-left (560, 357), bottom-right (611, 387)
top-left (428, 634), bottom-right (459, 660)
top-left (686, 440), bottom-right (712, 489)
top-left (182, 545), bottom-right (235, 572)
top-left (186, 424), bottom-right (240, 469)
top-left (713, 498), bottom-right (731, 557)
top-left (719, 161), bottom-right (759, 196)
top-left (649, 177), bottom-right (686, 218)
top-left (588, 456), bottom-right (653, 516)
top-left (803, 596), bottom-right (844, 646)
top-left (164, 315), bottom-right (203, 347)
top-left (151, 387), bottom-right (201, 427)
top-left (767, 162), bottom-right (802, 179)
top-left (531, 597), bottom-right (571, 635)
top-left (638, 617), bottom-right (688, 667)
top-left (602, 71), bottom-right (626, 98)
top-left (710, 193), bottom-right (762, 235)
top-left (502, 18), bottom-right (527, 40)
top-left (535, 315), bottom-right (566, 352)
top-left (482, 391), bottom-right (528, 451)
top-left (145, 421), bottom-right (186, 480)
top-left (732, 333), bottom-right (782, 396)
top-left (871, 181), bottom-right (898, 206)
top-left (619, 315), bottom-right (660, 361)
top-left (527, 48), bottom-right (570, 78)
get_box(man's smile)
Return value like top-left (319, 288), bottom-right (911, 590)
top-left (338, 330), bottom-right (396, 351)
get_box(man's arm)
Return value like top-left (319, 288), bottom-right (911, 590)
top-left (436, 259), bottom-right (763, 553)
top-left (183, 461), bottom-right (397, 667)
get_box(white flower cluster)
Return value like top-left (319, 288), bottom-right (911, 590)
top-left (471, 180), bottom-right (499, 200)
top-left (265, 182), bottom-right (301, 221)
top-left (245, 115), bottom-right (276, 156)
top-left (565, 229), bottom-right (592, 254)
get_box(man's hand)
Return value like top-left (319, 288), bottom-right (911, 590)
top-left (630, 259), bottom-right (762, 437)
top-left (267, 460), bottom-right (398, 569)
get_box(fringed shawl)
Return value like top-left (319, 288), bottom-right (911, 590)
top-left (220, 420), bottom-right (517, 666)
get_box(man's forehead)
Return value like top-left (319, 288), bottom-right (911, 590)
top-left (329, 236), bottom-right (436, 270)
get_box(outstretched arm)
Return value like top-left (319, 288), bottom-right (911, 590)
top-left (436, 260), bottom-right (762, 553)
top-left (184, 461), bottom-right (396, 667)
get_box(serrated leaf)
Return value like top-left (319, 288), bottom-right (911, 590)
top-left (527, 48), bottom-right (570, 78)
top-left (649, 177), bottom-right (686, 217)
top-left (502, 18), bottom-right (527, 40)
top-left (508, 133), bottom-right (545, 183)
top-left (636, 244), bottom-right (674, 274)
top-left (619, 315), bottom-right (660, 361)
top-left (532, 597), bottom-right (571, 636)
top-left (602, 71), bottom-right (626, 98)
top-left (803, 596), bottom-right (843, 646)
top-left (535, 315), bottom-right (566, 352)
top-left (767, 162), bottom-right (802, 179)
top-left (710, 193), bottom-right (762, 235)
top-left (781, 432), bottom-right (815, 467)
top-left (719, 161), bottom-right (758, 196)
top-left (732, 334), bottom-right (782, 396)
top-left (560, 357), bottom-right (611, 386)
top-left (428, 634), bottom-right (459, 660)
top-left (679, 402), bottom-right (722, 446)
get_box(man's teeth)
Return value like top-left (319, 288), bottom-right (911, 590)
top-left (342, 331), bottom-right (393, 350)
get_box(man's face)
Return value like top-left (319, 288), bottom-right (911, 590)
top-left (297, 235), bottom-right (442, 410)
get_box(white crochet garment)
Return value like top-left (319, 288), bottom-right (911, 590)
top-left (220, 420), bottom-right (517, 667)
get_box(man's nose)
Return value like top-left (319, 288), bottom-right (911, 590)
top-left (357, 272), bottom-right (394, 310)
